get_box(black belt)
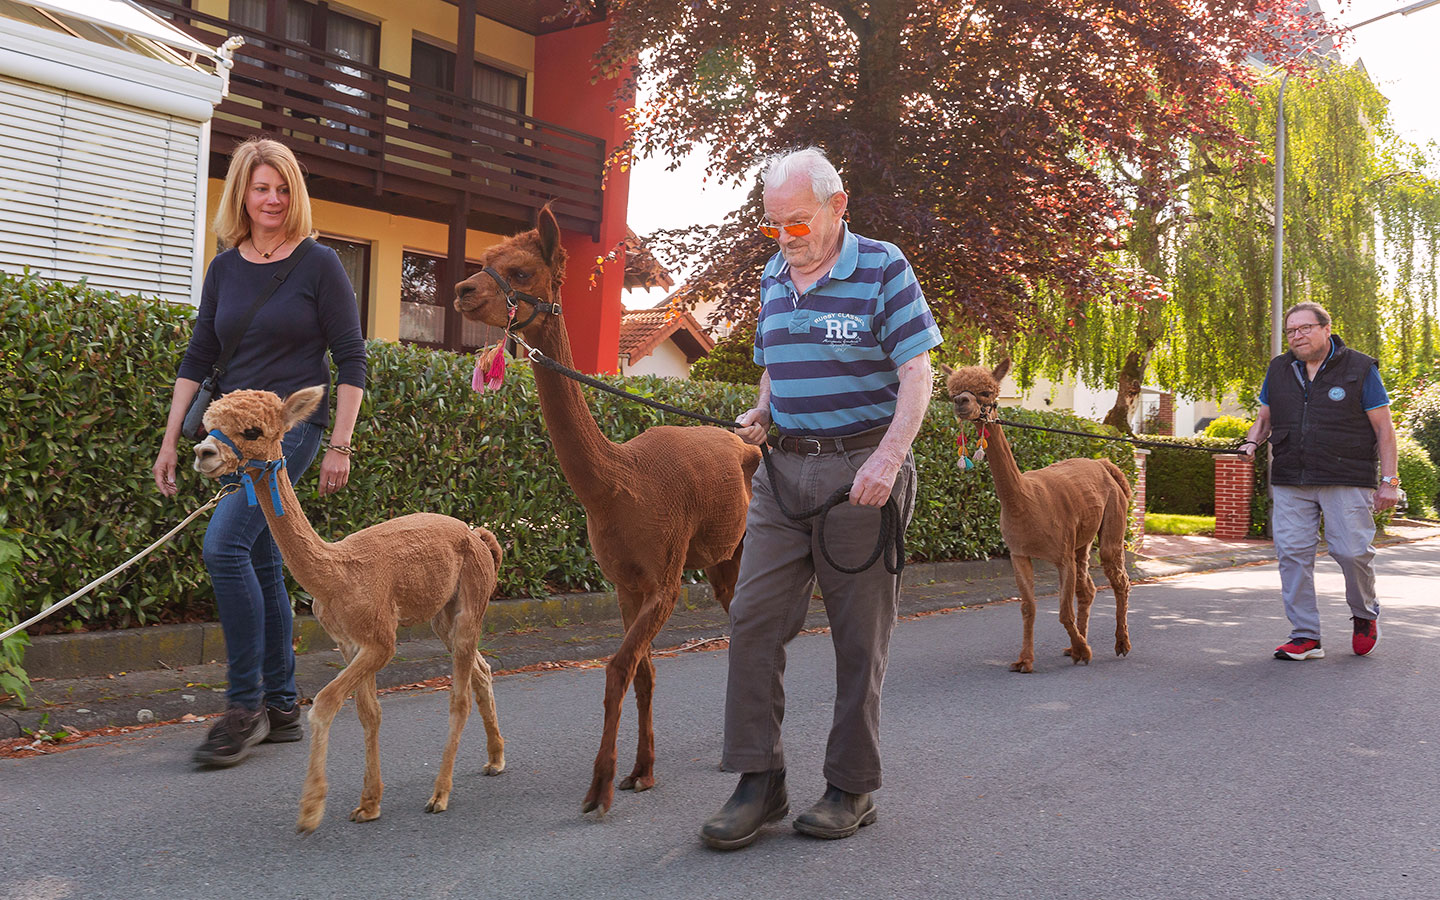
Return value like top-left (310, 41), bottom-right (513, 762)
top-left (768, 427), bottom-right (887, 456)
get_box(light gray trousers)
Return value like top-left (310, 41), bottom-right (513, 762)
top-left (721, 443), bottom-right (917, 795)
top-left (1271, 484), bottom-right (1380, 641)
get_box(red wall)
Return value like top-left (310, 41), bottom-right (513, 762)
top-left (533, 21), bottom-right (632, 375)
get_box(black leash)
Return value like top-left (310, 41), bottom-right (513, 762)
top-left (991, 417), bottom-right (1263, 456)
top-left (521, 346), bottom-right (904, 575)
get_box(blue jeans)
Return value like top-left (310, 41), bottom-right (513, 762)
top-left (202, 421), bottom-right (322, 711)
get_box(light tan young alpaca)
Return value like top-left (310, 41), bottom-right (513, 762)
top-left (942, 361), bottom-right (1133, 673)
top-left (192, 386), bottom-right (505, 834)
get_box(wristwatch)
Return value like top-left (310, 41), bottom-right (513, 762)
top-left (1380, 475), bottom-right (1401, 487)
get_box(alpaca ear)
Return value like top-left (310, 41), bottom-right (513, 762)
top-left (537, 204), bottom-right (562, 268)
top-left (991, 358), bottom-right (1012, 382)
top-left (940, 362), bottom-right (955, 377)
top-left (283, 386), bottom-right (325, 430)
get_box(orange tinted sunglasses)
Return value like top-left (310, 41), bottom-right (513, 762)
top-left (758, 196), bottom-right (833, 239)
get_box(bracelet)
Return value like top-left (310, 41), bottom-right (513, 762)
top-left (325, 443), bottom-right (353, 456)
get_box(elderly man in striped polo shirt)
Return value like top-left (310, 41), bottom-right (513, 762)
top-left (701, 147), bottom-right (943, 850)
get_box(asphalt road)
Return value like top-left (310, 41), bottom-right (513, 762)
top-left (4, 539), bottom-right (1439, 900)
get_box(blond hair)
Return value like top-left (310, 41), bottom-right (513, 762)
top-left (212, 137), bottom-right (314, 248)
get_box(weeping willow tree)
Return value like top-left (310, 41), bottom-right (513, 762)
top-left (1008, 64), bottom-right (1440, 427)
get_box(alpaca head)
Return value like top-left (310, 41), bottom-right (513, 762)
top-left (193, 386), bottom-right (324, 477)
top-left (453, 204), bottom-right (568, 340)
top-left (941, 359), bottom-right (1011, 421)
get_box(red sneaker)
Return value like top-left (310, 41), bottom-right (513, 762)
top-left (1274, 638), bottom-right (1324, 661)
top-left (1352, 617), bottom-right (1380, 656)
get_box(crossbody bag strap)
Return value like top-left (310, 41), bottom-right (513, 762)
top-left (206, 237), bottom-right (317, 381)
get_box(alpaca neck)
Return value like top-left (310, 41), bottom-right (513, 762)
top-left (251, 463), bottom-right (334, 592)
top-left (983, 422), bottom-right (1030, 507)
top-left (528, 316), bottom-right (623, 504)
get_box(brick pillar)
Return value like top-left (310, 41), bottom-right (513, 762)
top-left (1131, 449), bottom-right (1149, 550)
top-left (1213, 455), bottom-right (1255, 540)
top-left (1156, 393), bottom-right (1175, 436)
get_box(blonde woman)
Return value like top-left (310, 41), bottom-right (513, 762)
top-left (152, 137), bottom-right (367, 767)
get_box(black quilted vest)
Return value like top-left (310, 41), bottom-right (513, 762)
top-left (1264, 335), bottom-right (1379, 488)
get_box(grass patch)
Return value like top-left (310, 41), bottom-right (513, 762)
top-left (1145, 513), bottom-right (1216, 536)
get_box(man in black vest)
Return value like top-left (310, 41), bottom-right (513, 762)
top-left (1239, 302), bottom-right (1399, 660)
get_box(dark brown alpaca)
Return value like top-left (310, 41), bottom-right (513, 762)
top-left (454, 207), bottom-right (760, 815)
top-left (942, 361), bottom-right (1133, 672)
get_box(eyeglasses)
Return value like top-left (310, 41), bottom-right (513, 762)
top-left (758, 195), bottom-right (835, 239)
top-left (1285, 323), bottom-right (1325, 339)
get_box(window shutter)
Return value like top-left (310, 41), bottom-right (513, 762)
top-left (0, 74), bottom-right (203, 304)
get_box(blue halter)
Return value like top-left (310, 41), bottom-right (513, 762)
top-left (208, 430), bottom-right (286, 517)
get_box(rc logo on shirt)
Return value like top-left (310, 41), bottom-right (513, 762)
top-left (815, 313), bottom-right (866, 345)
top-left (1328, 386), bottom-right (1347, 402)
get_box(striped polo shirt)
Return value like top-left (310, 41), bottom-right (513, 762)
top-left (753, 224), bottom-right (943, 437)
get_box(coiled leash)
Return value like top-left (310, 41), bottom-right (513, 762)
top-left (0, 483), bottom-right (241, 643)
top-left (495, 336), bottom-right (905, 576)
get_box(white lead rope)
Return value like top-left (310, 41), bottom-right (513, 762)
top-left (0, 483), bottom-right (240, 643)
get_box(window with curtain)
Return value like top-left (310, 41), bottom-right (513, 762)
top-left (399, 251), bottom-right (505, 351)
top-left (409, 38), bottom-right (525, 154)
top-left (318, 236), bottom-right (370, 338)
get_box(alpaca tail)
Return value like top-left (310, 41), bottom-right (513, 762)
top-left (1101, 459), bottom-right (1133, 505)
top-left (472, 526), bottom-right (503, 570)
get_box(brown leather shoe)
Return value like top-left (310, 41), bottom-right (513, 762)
top-left (792, 783), bottom-right (876, 839)
top-left (700, 769), bottom-right (788, 850)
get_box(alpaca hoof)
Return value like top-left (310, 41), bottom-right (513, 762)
top-left (1070, 646), bottom-right (1092, 665)
top-left (482, 761), bottom-right (505, 776)
top-left (1116, 638), bottom-right (1131, 657)
top-left (618, 773), bottom-right (655, 793)
top-left (349, 804), bottom-right (381, 823)
top-left (425, 795), bottom-right (449, 814)
top-left (582, 784), bottom-right (614, 816)
top-left (1009, 660), bottom-right (1033, 673)
top-left (296, 813), bottom-right (322, 835)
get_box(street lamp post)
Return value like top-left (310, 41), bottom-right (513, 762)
top-left (1270, 0), bottom-right (1440, 359)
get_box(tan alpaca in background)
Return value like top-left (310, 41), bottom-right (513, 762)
top-left (193, 386), bottom-right (505, 834)
top-left (942, 361), bottom-right (1133, 673)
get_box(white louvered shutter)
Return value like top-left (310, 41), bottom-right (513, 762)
top-left (0, 74), bottom-right (202, 304)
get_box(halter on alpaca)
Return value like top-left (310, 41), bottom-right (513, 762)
top-left (207, 429), bottom-right (286, 516)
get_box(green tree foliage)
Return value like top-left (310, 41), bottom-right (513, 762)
top-left (1204, 416), bottom-right (1252, 440)
top-left (1402, 381), bottom-right (1440, 488)
top-left (579, 0), bottom-right (1319, 335)
top-left (1010, 66), bottom-right (1440, 425)
top-left (688, 324), bottom-right (763, 385)
top-left (1396, 432), bottom-right (1437, 518)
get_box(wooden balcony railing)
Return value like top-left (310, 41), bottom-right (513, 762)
top-left (140, 2), bottom-right (606, 236)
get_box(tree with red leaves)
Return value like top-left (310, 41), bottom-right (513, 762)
top-left (569, 0), bottom-right (1325, 422)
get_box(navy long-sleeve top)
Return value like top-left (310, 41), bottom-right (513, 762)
top-left (177, 244), bottom-right (368, 428)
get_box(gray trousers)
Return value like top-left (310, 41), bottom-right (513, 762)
top-left (1272, 484), bottom-right (1380, 641)
top-left (721, 442), bottom-right (917, 794)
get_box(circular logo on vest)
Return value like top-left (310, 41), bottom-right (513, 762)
top-left (1328, 386), bottom-right (1347, 402)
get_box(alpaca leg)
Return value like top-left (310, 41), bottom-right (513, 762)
top-left (618, 653), bottom-right (656, 793)
top-left (428, 607), bottom-right (484, 814)
top-left (468, 652), bottom-right (505, 775)
top-left (584, 588), bottom-right (676, 815)
top-left (1056, 559), bottom-right (1092, 665)
top-left (1101, 513), bottom-right (1132, 657)
top-left (1072, 541), bottom-right (1097, 642)
top-left (1010, 556), bottom-right (1038, 673)
top-left (349, 675), bottom-right (384, 823)
top-left (297, 645), bottom-right (390, 834)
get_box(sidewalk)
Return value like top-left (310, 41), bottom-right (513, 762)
top-left (5, 523), bottom-right (1436, 741)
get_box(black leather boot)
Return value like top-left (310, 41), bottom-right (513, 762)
top-left (792, 783), bottom-right (876, 839)
top-left (700, 768), bottom-right (788, 850)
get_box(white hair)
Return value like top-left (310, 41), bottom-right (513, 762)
top-left (760, 147), bottom-right (844, 202)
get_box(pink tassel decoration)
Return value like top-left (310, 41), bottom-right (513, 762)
top-left (472, 343), bottom-right (507, 392)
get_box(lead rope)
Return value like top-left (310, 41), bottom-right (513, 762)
top-left (506, 335), bottom-right (906, 576)
top-left (0, 483), bottom-right (241, 642)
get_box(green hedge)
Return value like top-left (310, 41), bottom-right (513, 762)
top-left (1, 271), bottom-right (1135, 633)
top-left (1143, 434), bottom-right (1270, 537)
top-left (1396, 432), bottom-right (1438, 518)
